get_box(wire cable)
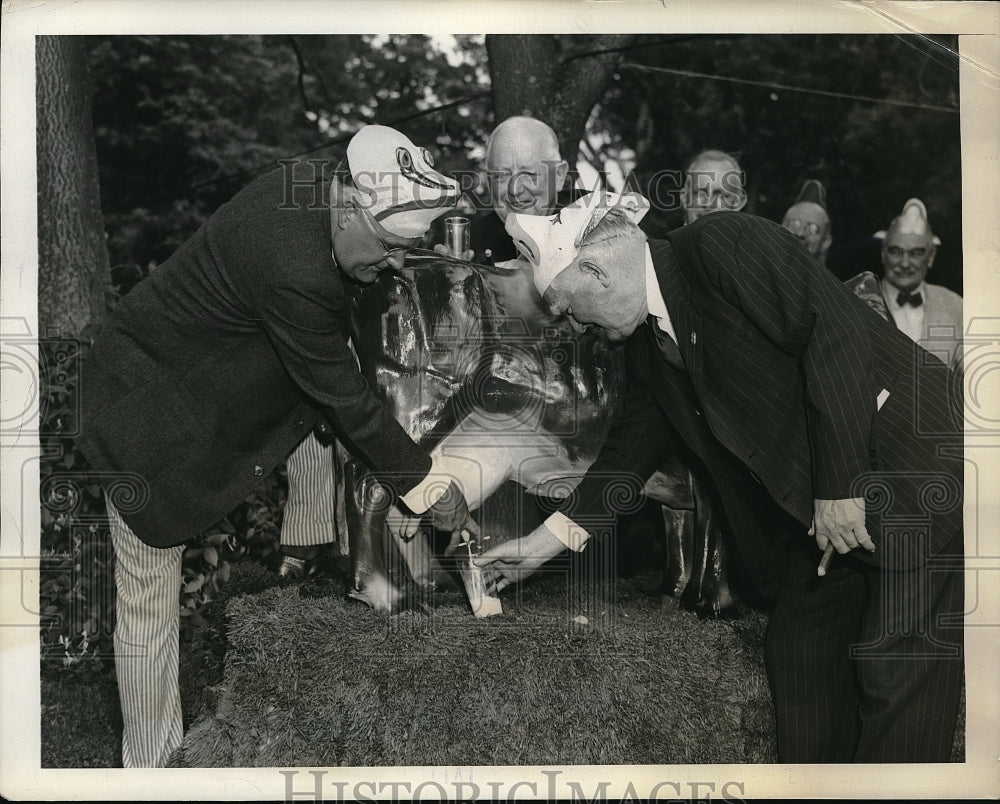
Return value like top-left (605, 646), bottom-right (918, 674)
top-left (620, 62), bottom-right (959, 114)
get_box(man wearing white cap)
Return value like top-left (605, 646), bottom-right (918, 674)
top-left (76, 125), bottom-right (472, 767)
top-left (877, 198), bottom-right (962, 369)
top-left (782, 179), bottom-right (833, 263)
top-left (278, 124), bottom-right (478, 575)
top-left (478, 193), bottom-right (964, 763)
top-left (280, 117), bottom-right (571, 583)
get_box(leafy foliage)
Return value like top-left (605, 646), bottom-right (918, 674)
top-left (38, 335), bottom-right (112, 668)
top-left (90, 35), bottom-right (320, 283)
top-left (89, 34), bottom-right (491, 285)
top-left (592, 34), bottom-right (963, 290)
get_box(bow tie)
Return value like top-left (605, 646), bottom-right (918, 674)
top-left (896, 291), bottom-right (923, 307)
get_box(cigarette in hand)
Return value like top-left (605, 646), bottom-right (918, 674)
top-left (817, 543), bottom-right (835, 577)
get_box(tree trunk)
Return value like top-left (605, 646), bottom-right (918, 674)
top-left (487, 34), bottom-right (635, 167)
top-left (36, 35), bottom-right (110, 339)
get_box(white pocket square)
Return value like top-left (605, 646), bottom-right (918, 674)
top-left (877, 388), bottom-right (890, 411)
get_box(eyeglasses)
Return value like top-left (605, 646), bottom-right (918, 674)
top-left (784, 218), bottom-right (823, 237)
top-left (362, 209), bottom-right (408, 262)
top-left (885, 246), bottom-right (928, 261)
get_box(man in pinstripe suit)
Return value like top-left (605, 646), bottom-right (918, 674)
top-left (477, 191), bottom-right (964, 762)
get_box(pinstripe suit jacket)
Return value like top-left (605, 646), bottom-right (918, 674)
top-left (561, 213), bottom-right (963, 584)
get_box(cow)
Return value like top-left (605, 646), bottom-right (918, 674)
top-left (340, 250), bottom-right (735, 616)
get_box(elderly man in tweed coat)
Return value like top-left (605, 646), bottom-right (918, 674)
top-left (77, 125), bottom-right (472, 767)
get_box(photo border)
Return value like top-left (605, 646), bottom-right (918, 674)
top-left (2, 1), bottom-right (998, 799)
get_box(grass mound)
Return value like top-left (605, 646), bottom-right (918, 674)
top-left (172, 574), bottom-right (776, 767)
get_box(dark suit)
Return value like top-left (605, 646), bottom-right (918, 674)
top-left (76, 167), bottom-right (431, 547)
top-left (562, 212), bottom-right (964, 762)
top-left (469, 188), bottom-right (584, 265)
top-left (470, 211), bottom-right (519, 264)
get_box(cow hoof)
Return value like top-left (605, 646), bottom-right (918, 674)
top-left (412, 568), bottom-right (457, 590)
top-left (348, 573), bottom-right (404, 612)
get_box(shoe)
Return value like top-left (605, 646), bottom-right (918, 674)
top-left (302, 551), bottom-right (348, 581)
top-left (276, 554), bottom-right (307, 579)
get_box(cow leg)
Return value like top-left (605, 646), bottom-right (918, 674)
top-left (346, 415), bottom-right (523, 608)
top-left (660, 504), bottom-right (694, 598)
top-left (345, 466), bottom-right (404, 612)
top-left (644, 458), bottom-right (738, 616)
top-left (644, 467), bottom-right (696, 599)
top-left (688, 470), bottom-right (736, 617)
top-left (388, 528), bottom-right (454, 590)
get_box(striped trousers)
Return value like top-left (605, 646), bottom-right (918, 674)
top-left (765, 531), bottom-right (964, 762)
top-left (281, 431), bottom-right (338, 548)
top-left (106, 496), bottom-right (185, 768)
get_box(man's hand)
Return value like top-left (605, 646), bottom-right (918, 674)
top-left (473, 524), bottom-right (566, 592)
top-left (386, 504), bottom-right (422, 542)
top-left (432, 243), bottom-right (475, 261)
top-left (809, 497), bottom-right (876, 555)
top-left (427, 480), bottom-right (473, 532)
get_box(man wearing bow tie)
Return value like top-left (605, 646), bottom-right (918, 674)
top-left (878, 198), bottom-right (963, 369)
top-left (477, 192), bottom-right (964, 763)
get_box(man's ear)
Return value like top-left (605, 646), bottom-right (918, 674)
top-left (733, 188), bottom-right (748, 212)
top-left (576, 254), bottom-right (611, 288)
top-left (926, 245), bottom-right (937, 269)
top-left (337, 196), bottom-right (360, 231)
top-left (554, 160), bottom-right (569, 193)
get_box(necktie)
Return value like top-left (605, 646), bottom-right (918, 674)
top-left (896, 291), bottom-right (923, 307)
top-left (648, 315), bottom-right (685, 371)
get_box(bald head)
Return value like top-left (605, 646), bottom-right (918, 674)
top-left (683, 149), bottom-right (747, 224)
top-left (782, 200), bottom-right (832, 260)
top-left (486, 116), bottom-right (568, 222)
top-left (486, 117), bottom-right (561, 164)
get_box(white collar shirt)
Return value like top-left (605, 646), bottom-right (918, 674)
top-left (644, 244), bottom-right (678, 344)
top-left (881, 278), bottom-right (927, 343)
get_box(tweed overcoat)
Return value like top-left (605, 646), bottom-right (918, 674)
top-left (77, 168), bottom-right (431, 547)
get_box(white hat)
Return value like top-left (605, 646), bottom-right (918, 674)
top-left (504, 191), bottom-right (650, 295)
top-left (874, 197), bottom-right (941, 246)
top-left (346, 125), bottom-right (461, 238)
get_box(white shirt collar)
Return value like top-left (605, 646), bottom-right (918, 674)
top-left (643, 244), bottom-right (678, 342)
top-left (644, 244), bottom-right (669, 321)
